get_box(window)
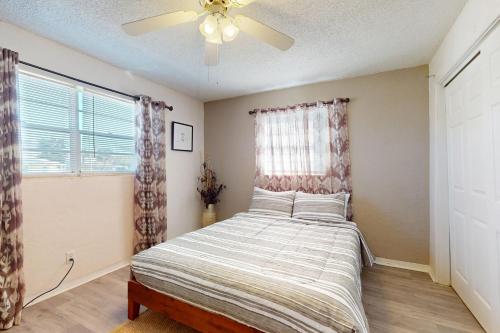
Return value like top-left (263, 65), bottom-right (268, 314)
top-left (18, 72), bottom-right (136, 174)
top-left (256, 105), bottom-right (331, 176)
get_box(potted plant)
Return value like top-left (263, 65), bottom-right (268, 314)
top-left (196, 161), bottom-right (226, 227)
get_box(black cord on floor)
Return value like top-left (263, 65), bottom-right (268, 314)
top-left (23, 258), bottom-right (75, 309)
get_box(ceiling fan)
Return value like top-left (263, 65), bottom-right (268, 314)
top-left (122, 0), bottom-right (295, 66)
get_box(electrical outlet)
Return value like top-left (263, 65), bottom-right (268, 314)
top-left (65, 251), bottom-right (75, 265)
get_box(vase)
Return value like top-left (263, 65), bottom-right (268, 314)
top-left (202, 204), bottom-right (216, 228)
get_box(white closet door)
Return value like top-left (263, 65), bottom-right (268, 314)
top-left (445, 26), bottom-right (500, 332)
top-left (485, 22), bottom-right (500, 332)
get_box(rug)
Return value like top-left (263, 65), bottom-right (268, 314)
top-left (111, 311), bottom-right (198, 333)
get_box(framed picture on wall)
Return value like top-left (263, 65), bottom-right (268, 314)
top-left (171, 121), bottom-right (193, 152)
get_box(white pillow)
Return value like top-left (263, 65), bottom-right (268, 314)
top-left (292, 192), bottom-right (350, 222)
top-left (249, 187), bottom-right (296, 217)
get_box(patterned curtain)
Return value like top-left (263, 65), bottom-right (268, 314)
top-left (133, 96), bottom-right (167, 254)
top-left (0, 48), bottom-right (24, 329)
top-left (254, 99), bottom-right (353, 218)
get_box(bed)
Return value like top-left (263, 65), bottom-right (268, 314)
top-left (129, 212), bottom-right (374, 333)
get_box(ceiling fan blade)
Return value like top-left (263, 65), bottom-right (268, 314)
top-left (228, 0), bottom-right (256, 8)
top-left (122, 11), bottom-right (199, 36)
top-left (235, 15), bottom-right (294, 51)
top-left (205, 42), bottom-right (220, 66)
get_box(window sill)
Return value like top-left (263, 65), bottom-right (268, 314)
top-left (23, 172), bottom-right (135, 179)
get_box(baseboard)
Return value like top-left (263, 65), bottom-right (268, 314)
top-left (428, 267), bottom-right (436, 282)
top-left (375, 257), bottom-right (430, 274)
top-left (24, 260), bottom-right (130, 308)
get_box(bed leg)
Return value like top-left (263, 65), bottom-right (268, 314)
top-left (128, 298), bottom-right (140, 320)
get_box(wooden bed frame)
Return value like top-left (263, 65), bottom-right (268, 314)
top-left (128, 278), bottom-right (263, 333)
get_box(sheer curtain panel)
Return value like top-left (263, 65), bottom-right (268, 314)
top-left (254, 99), bottom-right (353, 218)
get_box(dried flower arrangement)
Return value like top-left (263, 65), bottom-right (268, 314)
top-left (196, 161), bottom-right (226, 209)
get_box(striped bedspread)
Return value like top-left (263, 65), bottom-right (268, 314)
top-left (131, 212), bottom-right (374, 333)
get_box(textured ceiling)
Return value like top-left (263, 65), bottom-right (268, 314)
top-left (0, 0), bottom-right (466, 102)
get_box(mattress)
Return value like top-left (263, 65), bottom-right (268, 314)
top-left (131, 212), bottom-right (374, 333)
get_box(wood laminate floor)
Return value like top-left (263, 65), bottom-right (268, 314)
top-left (11, 265), bottom-right (484, 333)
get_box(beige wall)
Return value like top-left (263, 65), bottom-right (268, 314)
top-left (22, 175), bottom-right (134, 299)
top-left (204, 65), bottom-right (429, 264)
top-left (1, 21), bottom-right (205, 302)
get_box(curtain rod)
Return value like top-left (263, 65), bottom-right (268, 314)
top-left (19, 61), bottom-right (174, 111)
top-left (248, 98), bottom-right (350, 115)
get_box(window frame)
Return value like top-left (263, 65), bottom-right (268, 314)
top-left (18, 69), bottom-right (137, 177)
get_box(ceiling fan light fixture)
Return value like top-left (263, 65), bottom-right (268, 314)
top-left (199, 14), bottom-right (219, 39)
top-left (203, 23), bottom-right (215, 35)
top-left (206, 32), bottom-right (223, 44)
top-left (221, 17), bottom-right (239, 42)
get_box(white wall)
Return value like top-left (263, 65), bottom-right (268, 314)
top-left (0, 22), bottom-right (204, 301)
top-left (428, 0), bottom-right (500, 284)
top-left (430, 0), bottom-right (500, 80)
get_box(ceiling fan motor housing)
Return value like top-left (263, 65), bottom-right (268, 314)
top-left (200, 0), bottom-right (255, 12)
top-left (200, 0), bottom-right (234, 15)
top-left (200, 0), bottom-right (230, 8)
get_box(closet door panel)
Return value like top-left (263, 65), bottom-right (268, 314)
top-left (446, 32), bottom-right (499, 330)
top-left (466, 115), bottom-right (489, 222)
top-left (471, 218), bottom-right (493, 308)
top-left (491, 48), bottom-right (500, 103)
top-left (486, 25), bottom-right (500, 332)
top-left (453, 211), bottom-right (468, 282)
top-left (494, 106), bottom-right (500, 204)
top-left (450, 126), bottom-right (466, 210)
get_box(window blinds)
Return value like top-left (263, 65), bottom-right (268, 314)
top-left (79, 91), bottom-right (136, 173)
top-left (19, 74), bottom-right (76, 174)
top-left (18, 72), bottom-right (136, 174)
